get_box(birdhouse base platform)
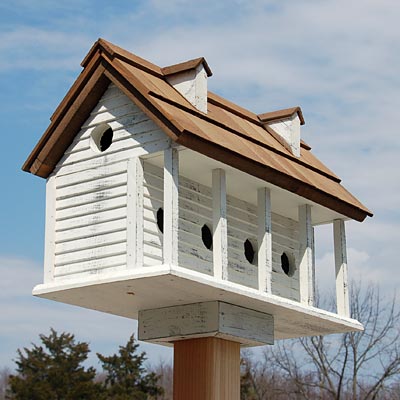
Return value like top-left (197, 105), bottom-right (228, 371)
top-left (33, 264), bottom-right (363, 341)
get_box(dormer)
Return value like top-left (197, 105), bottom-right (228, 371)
top-left (162, 58), bottom-right (212, 114)
top-left (258, 107), bottom-right (305, 157)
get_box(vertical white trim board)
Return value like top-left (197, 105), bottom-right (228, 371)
top-left (163, 147), bottom-right (179, 265)
top-left (44, 174), bottom-right (56, 283)
top-left (127, 157), bottom-right (144, 268)
top-left (257, 188), bottom-right (272, 293)
top-left (334, 219), bottom-right (350, 317)
top-left (299, 204), bottom-right (314, 306)
top-left (212, 169), bottom-right (228, 280)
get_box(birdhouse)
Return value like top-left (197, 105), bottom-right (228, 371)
top-left (23, 39), bottom-right (371, 398)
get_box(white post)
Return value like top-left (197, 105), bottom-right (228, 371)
top-left (257, 188), bottom-right (272, 293)
top-left (334, 219), bottom-right (350, 317)
top-left (163, 147), bottom-right (179, 265)
top-left (212, 169), bottom-right (228, 280)
top-left (127, 157), bottom-right (143, 268)
top-left (299, 204), bottom-right (314, 306)
top-left (44, 174), bottom-right (56, 283)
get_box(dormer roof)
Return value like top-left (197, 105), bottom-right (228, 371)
top-left (22, 38), bottom-right (372, 222)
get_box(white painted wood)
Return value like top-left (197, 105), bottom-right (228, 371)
top-left (212, 169), bottom-right (228, 280)
top-left (55, 230), bottom-right (126, 255)
top-left (138, 301), bottom-right (274, 346)
top-left (50, 84), bottom-right (173, 281)
top-left (166, 64), bottom-right (208, 113)
top-left (334, 220), bottom-right (350, 317)
top-left (44, 174), bottom-right (56, 283)
top-left (298, 204), bottom-right (314, 306)
top-left (257, 188), bottom-right (272, 293)
top-left (142, 161), bottom-right (299, 299)
top-left (265, 114), bottom-right (301, 157)
top-left (33, 264), bottom-right (362, 341)
top-left (54, 254), bottom-right (126, 278)
top-left (127, 158), bottom-right (144, 268)
top-left (163, 148), bottom-right (179, 265)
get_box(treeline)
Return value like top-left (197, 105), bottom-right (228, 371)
top-left (1, 282), bottom-right (400, 399)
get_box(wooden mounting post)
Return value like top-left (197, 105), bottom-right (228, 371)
top-left (173, 337), bottom-right (240, 400)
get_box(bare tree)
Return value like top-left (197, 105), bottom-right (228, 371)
top-left (151, 360), bottom-right (173, 400)
top-left (0, 367), bottom-right (10, 400)
top-left (269, 282), bottom-right (400, 400)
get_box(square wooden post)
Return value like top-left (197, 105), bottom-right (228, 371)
top-left (334, 219), bottom-right (350, 317)
top-left (173, 337), bottom-right (240, 400)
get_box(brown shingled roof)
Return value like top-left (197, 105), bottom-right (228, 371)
top-left (22, 38), bottom-right (372, 222)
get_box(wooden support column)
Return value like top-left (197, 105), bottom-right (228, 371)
top-left (173, 337), bottom-right (240, 400)
top-left (212, 169), bottom-right (228, 280)
top-left (44, 174), bottom-right (56, 283)
top-left (127, 157), bottom-right (143, 268)
top-left (163, 148), bottom-right (179, 265)
top-left (257, 188), bottom-right (272, 293)
top-left (299, 204), bottom-right (314, 306)
top-left (334, 219), bottom-right (350, 317)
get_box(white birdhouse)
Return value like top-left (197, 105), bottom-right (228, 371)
top-left (23, 39), bottom-right (372, 349)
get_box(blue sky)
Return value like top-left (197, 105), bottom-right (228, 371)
top-left (1, 0), bottom-right (399, 369)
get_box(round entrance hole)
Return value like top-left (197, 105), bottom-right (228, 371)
top-left (201, 224), bottom-right (213, 250)
top-left (156, 208), bottom-right (164, 233)
top-left (244, 239), bottom-right (256, 264)
top-left (90, 123), bottom-right (114, 153)
top-left (281, 252), bottom-right (295, 277)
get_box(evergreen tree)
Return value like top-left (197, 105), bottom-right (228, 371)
top-left (97, 335), bottom-right (163, 400)
top-left (8, 329), bottom-right (101, 400)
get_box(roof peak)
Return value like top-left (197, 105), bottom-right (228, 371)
top-left (162, 57), bottom-right (212, 77)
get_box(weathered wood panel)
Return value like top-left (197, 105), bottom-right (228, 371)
top-left (138, 301), bottom-right (274, 346)
top-left (141, 161), bottom-right (300, 300)
top-left (52, 83), bottom-right (169, 280)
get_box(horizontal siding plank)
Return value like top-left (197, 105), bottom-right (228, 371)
top-left (54, 254), bottom-right (126, 277)
top-left (60, 129), bottom-right (166, 165)
top-left (55, 218), bottom-right (126, 243)
top-left (56, 185), bottom-right (127, 210)
top-left (55, 139), bottom-right (170, 176)
top-left (56, 161), bottom-right (127, 188)
top-left (56, 196), bottom-right (127, 221)
top-left (56, 173), bottom-right (127, 200)
top-left (55, 242), bottom-right (126, 266)
top-left (56, 207), bottom-right (127, 232)
top-left (68, 120), bottom-right (162, 154)
top-left (55, 230), bottom-right (126, 254)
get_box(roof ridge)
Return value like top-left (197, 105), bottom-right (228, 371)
top-left (81, 38), bottom-right (164, 77)
top-left (162, 57), bottom-right (212, 77)
top-left (258, 107), bottom-right (305, 126)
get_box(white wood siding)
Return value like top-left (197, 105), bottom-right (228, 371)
top-left (141, 162), bottom-right (300, 300)
top-left (53, 84), bottom-right (170, 280)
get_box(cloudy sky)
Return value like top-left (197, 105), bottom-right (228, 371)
top-left (1, 0), bottom-right (398, 370)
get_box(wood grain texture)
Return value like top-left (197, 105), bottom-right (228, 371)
top-left (334, 219), bottom-right (349, 317)
top-left (138, 301), bottom-right (274, 346)
top-left (44, 174), bottom-right (56, 283)
top-left (299, 204), bottom-right (314, 306)
top-left (213, 169), bottom-right (228, 280)
top-left (173, 337), bottom-right (240, 400)
top-left (163, 147), bottom-right (179, 265)
top-left (141, 161), bottom-right (300, 300)
top-left (257, 188), bottom-right (272, 293)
